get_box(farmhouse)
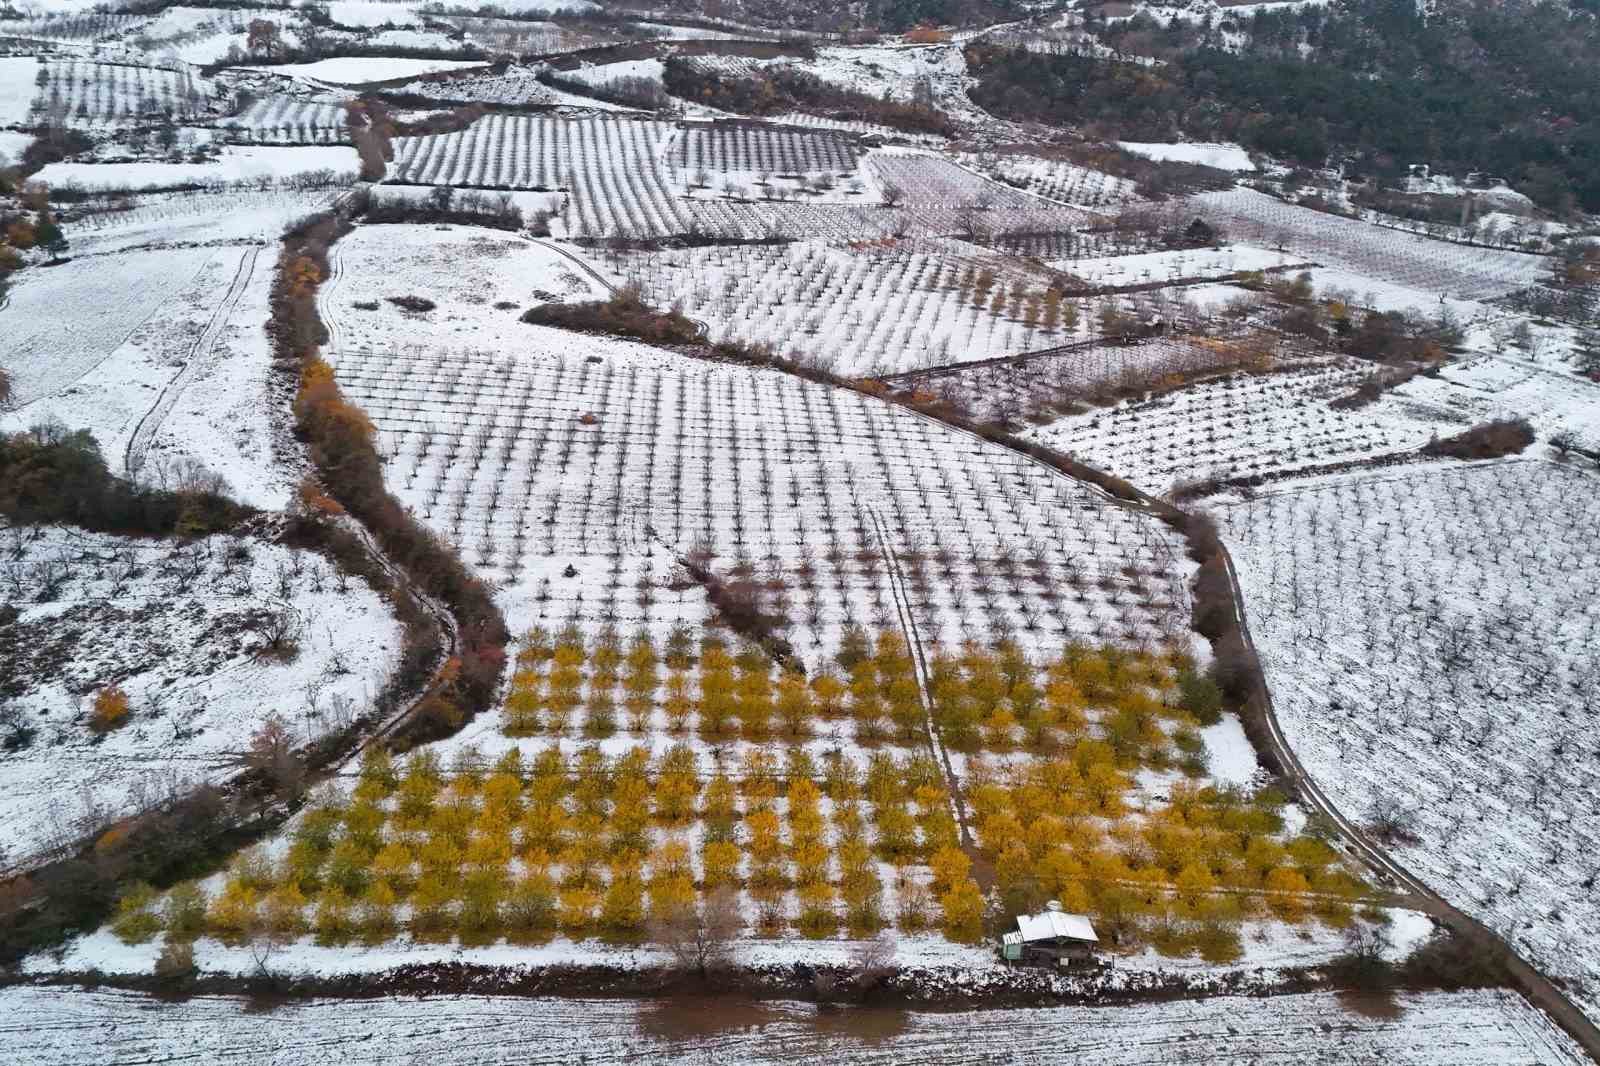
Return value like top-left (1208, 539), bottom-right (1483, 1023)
top-left (1001, 902), bottom-right (1101, 967)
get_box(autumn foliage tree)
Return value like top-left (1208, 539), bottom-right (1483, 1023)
top-left (89, 684), bottom-right (130, 733)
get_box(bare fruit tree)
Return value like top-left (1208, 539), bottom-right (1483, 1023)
top-left (243, 715), bottom-right (305, 801)
top-left (651, 885), bottom-right (742, 979)
top-left (848, 930), bottom-right (897, 995)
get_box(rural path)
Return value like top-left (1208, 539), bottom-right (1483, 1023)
top-left (123, 244), bottom-right (261, 477)
top-left (303, 225), bottom-right (460, 758)
top-left (525, 236), bottom-right (616, 296)
top-left (863, 502), bottom-right (976, 854)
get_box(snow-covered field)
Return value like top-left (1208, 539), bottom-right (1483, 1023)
top-left (33, 145), bottom-right (359, 191)
top-left (263, 56), bottom-right (489, 85)
top-left (222, 94), bottom-right (352, 144)
top-left (0, 524), bottom-right (401, 866)
top-left (1397, 354), bottom-right (1600, 451)
top-left (55, 185), bottom-right (339, 254)
top-left (319, 225), bottom-right (1192, 661)
top-left (1188, 188), bottom-right (1549, 300)
top-left (385, 63), bottom-right (566, 106)
top-left (0, 55), bottom-right (39, 125)
top-left (2, 2), bottom-right (1598, 1054)
top-left (678, 123), bottom-right (859, 178)
top-left (1051, 245), bottom-right (1302, 286)
top-left (1, 186), bottom-right (346, 503)
top-left (958, 150), bottom-right (1139, 208)
top-left (1119, 141), bottom-right (1257, 172)
top-left (0, 987), bottom-right (1583, 1064)
top-left (1, 244), bottom-right (231, 407)
top-left (627, 237), bottom-right (1067, 376)
top-left (1025, 360), bottom-right (1450, 496)
top-left (327, 0), bottom-right (424, 27)
top-left (386, 116), bottom-right (687, 235)
top-left (1218, 459), bottom-right (1600, 1027)
top-left (1, 245), bottom-right (288, 496)
top-left (38, 58), bottom-right (212, 125)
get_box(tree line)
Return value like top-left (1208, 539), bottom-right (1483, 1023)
top-left (967, 0), bottom-right (1600, 213)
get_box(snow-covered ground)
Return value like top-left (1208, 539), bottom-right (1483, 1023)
top-left (562, 57), bottom-right (665, 88)
top-left (0, 986), bottom-right (1583, 1064)
top-left (262, 56), bottom-right (489, 85)
top-left (1050, 245), bottom-right (1302, 285)
top-left (1119, 141), bottom-right (1257, 172)
top-left (318, 225), bottom-right (1193, 663)
top-left (0, 524), bottom-right (401, 866)
top-left (1024, 360), bottom-right (1447, 497)
top-left (0, 244), bottom-right (291, 504)
top-left (791, 44), bottom-right (972, 114)
top-left (33, 145), bottom-right (359, 191)
top-left (0, 55), bottom-right (39, 126)
top-left (1394, 355), bottom-right (1600, 452)
top-left (2, 187), bottom-right (342, 504)
top-left (0, 128), bottom-right (34, 160)
top-left (1187, 187), bottom-right (1548, 301)
top-left (1218, 459), bottom-right (1600, 1027)
top-left (327, 0), bottom-right (424, 27)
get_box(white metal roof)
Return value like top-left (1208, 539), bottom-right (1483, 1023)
top-left (1015, 910), bottom-right (1098, 944)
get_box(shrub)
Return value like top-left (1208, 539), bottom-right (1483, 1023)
top-left (940, 876), bottom-right (985, 943)
top-left (153, 936), bottom-right (197, 981)
top-left (1323, 923), bottom-right (1396, 990)
top-left (1398, 929), bottom-right (1505, 990)
top-left (385, 295), bottom-right (435, 313)
top-left (110, 882), bottom-right (161, 944)
top-left (89, 684), bottom-right (131, 734)
top-left (521, 287), bottom-right (700, 346)
top-left (0, 424), bottom-right (249, 536)
top-left (1176, 668), bottom-right (1223, 726)
top-left (1421, 419), bottom-right (1535, 460)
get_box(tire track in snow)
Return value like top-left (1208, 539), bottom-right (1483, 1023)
top-left (524, 236), bottom-right (615, 295)
top-left (123, 244), bottom-right (260, 477)
top-left (317, 237), bottom-right (347, 358)
top-left (4, 248), bottom-right (219, 412)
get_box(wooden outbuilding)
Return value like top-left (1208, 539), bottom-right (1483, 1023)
top-left (1000, 901), bottom-right (1101, 968)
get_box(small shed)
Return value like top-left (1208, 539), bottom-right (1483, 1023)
top-left (1001, 901), bottom-right (1100, 967)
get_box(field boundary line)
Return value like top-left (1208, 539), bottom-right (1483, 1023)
top-left (863, 501), bottom-right (975, 854)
